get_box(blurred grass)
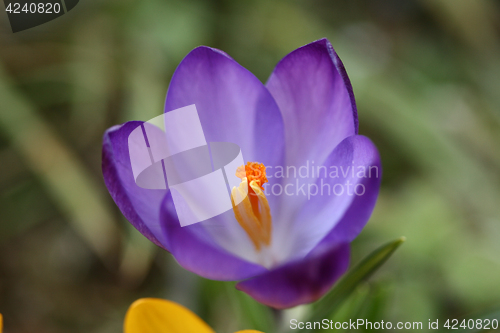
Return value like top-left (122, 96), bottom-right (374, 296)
top-left (0, 65), bottom-right (120, 262)
top-left (1, 0), bottom-right (500, 332)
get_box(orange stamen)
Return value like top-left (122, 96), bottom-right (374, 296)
top-left (236, 162), bottom-right (268, 190)
top-left (236, 162), bottom-right (268, 219)
top-left (231, 162), bottom-right (272, 252)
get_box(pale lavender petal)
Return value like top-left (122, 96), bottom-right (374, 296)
top-left (266, 38), bottom-right (357, 168)
top-left (236, 243), bottom-right (350, 309)
top-left (102, 121), bottom-right (169, 250)
top-left (289, 135), bottom-right (381, 258)
top-left (160, 192), bottom-right (267, 281)
top-left (314, 154), bottom-right (382, 248)
top-left (164, 46), bottom-right (285, 172)
top-left (163, 47), bottom-right (287, 258)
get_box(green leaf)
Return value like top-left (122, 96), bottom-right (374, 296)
top-left (329, 284), bottom-right (371, 324)
top-left (355, 282), bottom-right (391, 325)
top-left (224, 282), bottom-right (276, 333)
top-left (298, 237), bottom-right (405, 333)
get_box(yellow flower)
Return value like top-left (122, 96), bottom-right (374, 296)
top-left (124, 298), bottom-right (263, 333)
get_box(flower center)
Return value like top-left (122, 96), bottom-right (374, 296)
top-left (231, 162), bottom-right (272, 252)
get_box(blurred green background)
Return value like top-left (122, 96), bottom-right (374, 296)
top-left (1, 0), bottom-right (500, 332)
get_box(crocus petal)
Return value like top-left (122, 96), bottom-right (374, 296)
top-left (160, 193), bottom-right (267, 281)
top-left (236, 243), bottom-right (350, 309)
top-left (315, 143), bottom-right (382, 248)
top-left (266, 38), bottom-right (357, 168)
top-left (164, 46), bottom-right (285, 172)
top-left (124, 298), bottom-right (215, 333)
top-left (162, 45), bottom-right (287, 261)
top-left (102, 121), bottom-right (168, 250)
top-left (287, 135), bottom-right (381, 258)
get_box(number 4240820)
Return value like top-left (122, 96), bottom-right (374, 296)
top-left (443, 318), bottom-right (498, 330)
top-left (5, 2), bottom-right (62, 14)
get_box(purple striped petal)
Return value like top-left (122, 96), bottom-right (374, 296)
top-left (316, 142), bottom-right (382, 248)
top-left (161, 45), bottom-right (289, 266)
top-left (236, 243), bottom-right (350, 309)
top-left (164, 46), bottom-right (285, 172)
top-left (266, 38), bottom-right (357, 168)
top-left (289, 135), bottom-right (381, 258)
top-left (102, 121), bottom-right (169, 250)
top-left (160, 192), bottom-right (267, 281)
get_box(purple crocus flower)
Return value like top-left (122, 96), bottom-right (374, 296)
top-left (102, 38), bottom-right (381, 309)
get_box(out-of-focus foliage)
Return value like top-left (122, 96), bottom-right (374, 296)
top-left (303, 237), bottom-right (405, 331)
top-left (0, 0), bottom-right (500, 332)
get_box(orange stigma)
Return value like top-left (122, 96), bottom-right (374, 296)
top-left (231, 162), bottom-right (272, 252)
top-left (236, 162), bottom-right (268, 190)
